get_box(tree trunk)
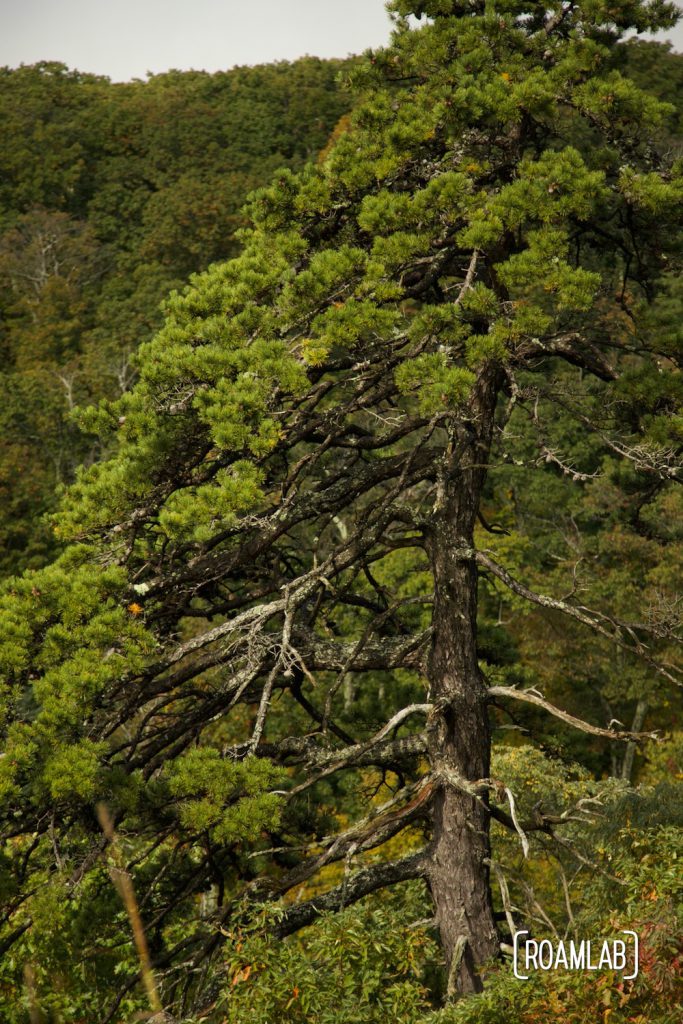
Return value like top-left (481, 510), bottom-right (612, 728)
top-left (621, 698), bottom-right (648, 782)
top-left (425, 376), bottom-right (500, 995)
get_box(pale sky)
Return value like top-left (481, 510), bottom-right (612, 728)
top-left (0, 0), bottom-right (681, 82)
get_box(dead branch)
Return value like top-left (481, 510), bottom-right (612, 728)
top-left (489, 685), bottom-right (658, 742)
top-left (273, 851), bottom-right (428, 938)
top-left (478, 551), bottom-right (682, 688)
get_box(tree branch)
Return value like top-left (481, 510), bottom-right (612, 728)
top-left (477, 551), bottom-right (682, 688)
top-left (274, 851), bottom-right (428, 937)
top-left (489, 686), bottom-right (658, 741)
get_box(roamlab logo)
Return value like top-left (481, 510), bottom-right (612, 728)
top-left (513, 931), bottom-right (639, 981)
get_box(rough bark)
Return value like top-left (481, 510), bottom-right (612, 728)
top-left (425, 371), bottom-right (501, 994)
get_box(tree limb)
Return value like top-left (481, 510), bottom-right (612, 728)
top-left (274, 851), bottom-right (428, 937)
top-left (489, 686), bottom-right (658, 741)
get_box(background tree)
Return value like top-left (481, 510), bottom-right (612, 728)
top-left (0, 2), bottom-right (681, 1021)
top-left (0, 58), bottom-right (351, 576)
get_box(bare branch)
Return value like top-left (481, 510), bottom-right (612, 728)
top-left (504, 787), bottom-right (530, 858)
top-left (266, 777), bottom-right (435, 899)
top-left (478, 551), bottom-right (682, 688)
top-left (287, 707), bottom-right (431, 795)
top-left (273, 851), bottom-right (428, 938)
top-left (489, 686), bottom-right (658, 742)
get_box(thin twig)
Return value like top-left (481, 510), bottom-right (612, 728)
top-left (96, 804), bottom-right (163, 1015)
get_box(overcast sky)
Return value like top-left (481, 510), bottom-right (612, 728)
top-left (0, 0), bottom-right (681, 82)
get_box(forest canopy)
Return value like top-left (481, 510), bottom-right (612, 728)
top-left (0, 56), bottom-right (351, 575)
top-left (0, 3), bottom-right (682, 1023)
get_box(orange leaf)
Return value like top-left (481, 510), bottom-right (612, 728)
top-left (232, 964), bottom-right (252, 986)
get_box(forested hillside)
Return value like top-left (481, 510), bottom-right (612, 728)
top-left (0, 57), bottom-right (351, 575)
top-left (0, 7), bottom-right (682, 1024)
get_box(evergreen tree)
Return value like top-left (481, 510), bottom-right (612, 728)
top-left (0, 1), bottom-right (681, 1017)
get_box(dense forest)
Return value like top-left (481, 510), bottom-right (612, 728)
top-left (0, 2), bottom-right (682, 1022)
top-left (0, 56), bottom-right (351, 576)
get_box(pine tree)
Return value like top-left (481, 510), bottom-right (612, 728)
top-left (0, 1), bottom-right (681, 1014)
